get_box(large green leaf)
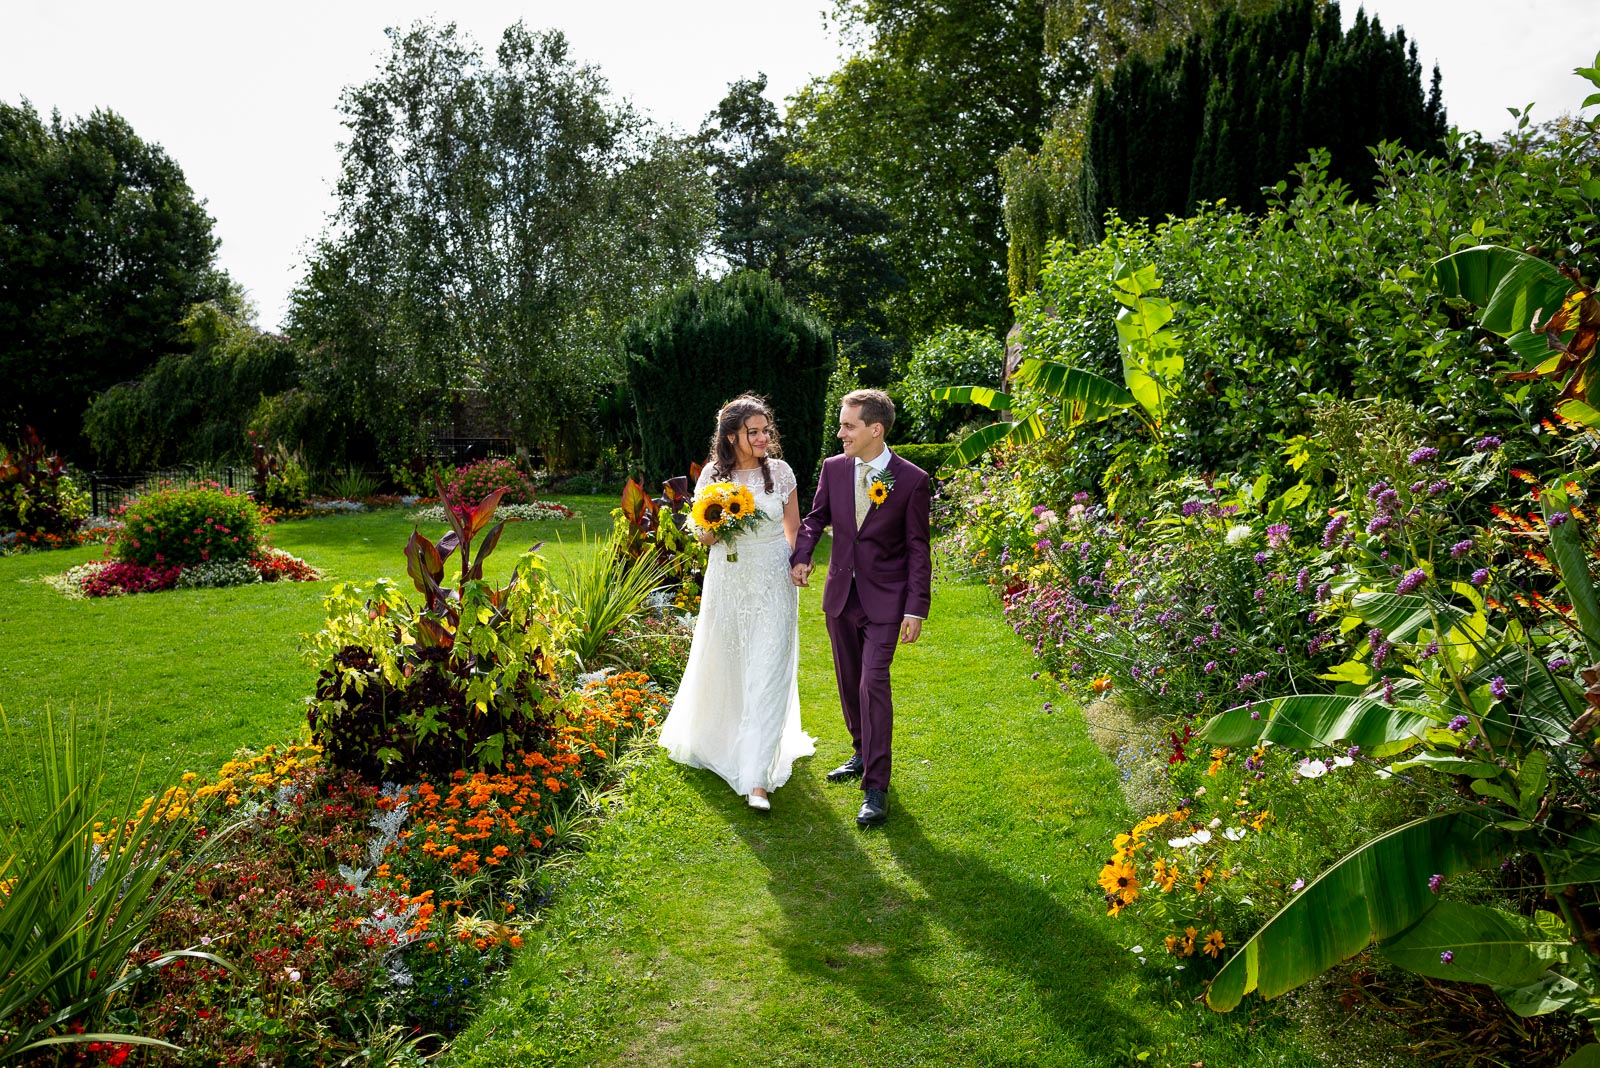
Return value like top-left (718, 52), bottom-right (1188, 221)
top-left (1376, 900), bottom-right (1563, 986)
top-left (1431, 245), bottom-right (1572, 338)
top-left (1206, 812), bottom-right (1502, 1011)
top-left (1200, 694), bottom-right (1433, 753)
top-left (1349, 591), bottom-right (1468, 643)
top-left (936, 421), bottom-right (1021, 478)
top-left (1557, 1044), bottom-right (1600, 1068)
top-left (928, 385), bottom-right (1012, 411)
top-left (1013, 360), bottom-right (1135, 420)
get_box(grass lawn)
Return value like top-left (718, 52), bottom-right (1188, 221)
top-left (446, 551), bottom-right (1323, 1068)
top-left (0, 496), bottom-right (614, 794)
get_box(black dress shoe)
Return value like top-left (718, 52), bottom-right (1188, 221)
top-left (826, 755), bottom-right (864, 783)
top-left (857, 788), bottom-right (888, 828)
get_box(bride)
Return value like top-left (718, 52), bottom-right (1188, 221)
top-left (658, 394), bottom-right (815, 810)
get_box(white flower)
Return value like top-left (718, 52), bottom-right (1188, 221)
top-left (1296, 759), bottom-right (1328, 779)
top-left (1130, 945), bottom-right (1144, 954)
top-left (1194, 786), bottom-right (1207, 797)
top-left (1223, 827), bottom-right (1247, 841)
top-left (1333, 755), bottom-right (1355, 768)
top-left (288, 969), bottom-right (302, 983)
top-left (1224, 524), bottom-right (1253, 546)
top-left (1192, 829), bottom-right (1212, 845)
top-left (1208, 817), bottom-right (1222, 829)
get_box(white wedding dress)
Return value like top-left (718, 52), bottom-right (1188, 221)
top-left (659, 459), bottom-right (815, 796)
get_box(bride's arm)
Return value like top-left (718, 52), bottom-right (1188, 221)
top-left (782, 489), bottom-right (801, 550)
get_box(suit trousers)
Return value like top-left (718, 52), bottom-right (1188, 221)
top-left (825, 580), bottom-right (901, 791)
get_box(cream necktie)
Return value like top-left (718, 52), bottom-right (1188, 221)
top-left (855, 462), bottom-right (871, 529)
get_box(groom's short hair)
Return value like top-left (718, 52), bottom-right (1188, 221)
top-left (843, 389), bottom-right (895, 433)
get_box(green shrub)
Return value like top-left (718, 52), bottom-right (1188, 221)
top-left (264, 456), bottom-right (309, 509)
top-left (556, 535), bottom-right (673, 670)
top-left (623, 270), bottom-right (832, 493)
top-left (890, 443), bottom-right (953, 477)
top-left (114, 485), bottom-right (264, 567)
top-left (895, 327), bottom-right (1003, 444)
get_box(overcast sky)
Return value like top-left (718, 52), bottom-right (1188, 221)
top-left (5, 1), bottom-right (1598, 332)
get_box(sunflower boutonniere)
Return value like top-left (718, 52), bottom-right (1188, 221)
top-left (867, 468), bottom-right (895, 508)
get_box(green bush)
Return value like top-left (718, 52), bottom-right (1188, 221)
top-left (895, 327), bottom-right (1002, 444)
top-left (890, 443), bottom-right (953, 477)
top-left (623, 271), bottom-right (832, 494)
top-left (264, 456), bottom-right (309, 509)
top-left (114, 485), bottom-right (264, 567)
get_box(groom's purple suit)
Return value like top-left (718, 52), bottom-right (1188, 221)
top-left (791, 452), bottom-right (932, 792)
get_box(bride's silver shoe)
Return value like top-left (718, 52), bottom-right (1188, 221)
top-left (747, 792), bottom-right (771, 811)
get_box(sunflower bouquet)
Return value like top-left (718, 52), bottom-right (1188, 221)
top-left (689, 481), bottom-right (768, 562)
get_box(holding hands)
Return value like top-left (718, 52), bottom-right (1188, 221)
top-left (790, 562), bottom-right (811, 587)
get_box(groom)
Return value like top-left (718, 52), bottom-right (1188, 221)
top-left (790, 389), bottom-right (932, 828)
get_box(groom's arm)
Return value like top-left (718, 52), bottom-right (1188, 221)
top-left (790, 459), bottom-right (833, 568)
top-left (903, 469), bottom-right (933, 620)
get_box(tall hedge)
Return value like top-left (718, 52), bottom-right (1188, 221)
top-left (1080, 0), bottom-right (1446, 239)
top-left (624, 272), bottom-right (832, 493)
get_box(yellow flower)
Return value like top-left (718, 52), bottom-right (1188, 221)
top-left (1204, 930), bottom-right (1226, 958)
top-left (1097, 858), bottom-right (1140, 898)
top-left (1091, 675), bottom-right (1113, 694)
top-left (691, 494), bottom-right (727, 531)
top-left (868, 481), bottom-right (890, 506)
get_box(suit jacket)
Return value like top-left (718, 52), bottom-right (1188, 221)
top-left (791, 451), bottom-right (932, 624)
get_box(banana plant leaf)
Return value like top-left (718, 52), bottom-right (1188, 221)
top-left (928, 385), bottom-right (1013, 410)
top-left (935, 421), bottom-right (1020, 478)
top-left (1013, 359), bottom-right (1135, 410)
top-left (1557, 1045), bottom-right (1600, 1068)
top-left (1349, 591), bottom-right (1468, 643)
top-left (1200, 694), bottom-right (1434, 753)
top-left (1431, 245), bottom-right (1572, 338)
top-left (1376, 900), bottom-right (1564, 986)
top-left (1206, 812), bottom-right (1503, 1011)
top-left (1543, 484), bottom-right (1600, 661)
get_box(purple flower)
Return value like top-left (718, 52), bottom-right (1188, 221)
top-left (1428, 480), bottom-right (1448, 497)
top-left (1408, 447), bottom-right (1439, 465)
top-left (1490, 676), bottom-right (1508, 700)
top-left (1373, 642), bottom-right (1393, 670)
top-left (1440, 950), bottom-right (1454, 964)
top-left (1448, 715), bottom-right (1470, 732)
top-left (1473, 436), bottom-right (1502, 452)
top-left (1382, 678), bottom-right (1396, 705)
top-left (1550, 512), bottom-right (1570, 527)
top-left (1034, 539), bottom-right (1051, 552)
top-left (1254, 551), bottom-right (1270, 566)
top-left (1073, 491), bottom-right (1090, 504)
top-left (1409, 480), bottom-right (1426, 494)
top-left (1042, 702), bottom-right (1053, 712)
top-left (1289, 878), bottom-right (1305, 892)
top-left (1471, 568), bottom-right (1490, 587)
top-left (1032, 504), bottom-right (1047, 516)
top-left (1396, 569), bottom-right (1428, 595)
top-left (1450, 539), bottom-right (1474, 559)
top-left (1549, 657), bottom-right (1571, 671)
top-left (1267, 523), bottom-right (1291, 549)
top-left (1347, 746), bottom-right (1360, 759)
top-left (1249, 709), bottom-right (1261, 720)
top-left (1253, 588), bottom-right (1266, 602)
top-left (1182, 500), bottom-right (1204, 517)
top-left (1322, 515), bottom-right (1347, 548)
top-left (1296, 568), bottom-right (1310, 594)
top-left (1316, 582), bottom-right (1331, 603)
top-left (1366, 481), bottom-right (1389, 501)
top-left (1204, 660), bottom-right (1218, 674)
top-left (1367, 515), bottom-right (1393, 535)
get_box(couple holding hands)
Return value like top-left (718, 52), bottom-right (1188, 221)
top-left (658, 389), bottom-right (933, 828)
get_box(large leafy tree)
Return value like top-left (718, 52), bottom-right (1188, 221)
top-left (699, 74), bottom-right (902, 382)
top-left (289, 21), bottom-right (712, 464)
top-left (0, 101), bottom-right (224, 454)
top-left (790, 0), bottom-right (1077, 339)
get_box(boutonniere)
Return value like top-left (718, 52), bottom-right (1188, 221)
top-left (867, 468), bottom-right (895, 508)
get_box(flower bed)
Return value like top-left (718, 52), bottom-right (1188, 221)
top-left (0, 522), bottom-right (119, 556)
top-left (16, 673), bottom-right (669, 1062)
top-left (48, 547), bottom-right (320, 599)
top-left (411, 501), bottom-right (576, 524)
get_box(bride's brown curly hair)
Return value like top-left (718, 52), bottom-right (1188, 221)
top-left (706, 393), bottom-right (782, 495)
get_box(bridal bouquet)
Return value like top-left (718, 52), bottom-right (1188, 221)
top-left (689, 481), bottom-right (767, 562)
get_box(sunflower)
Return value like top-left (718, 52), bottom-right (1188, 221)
top-left (732, 483), bottom-right (756, 511)
top-left (867, 480), bottom-right (890, 506)
top-left (692, 495), bottom-right (727, 530)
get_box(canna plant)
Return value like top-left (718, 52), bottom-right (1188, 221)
top-left (307, 478), bottom-right (570, 775)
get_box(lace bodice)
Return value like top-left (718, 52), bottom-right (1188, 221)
top-left (697, 460), bottom-right (796, 543)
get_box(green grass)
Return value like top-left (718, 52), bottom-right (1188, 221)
top-left (0, 497), bottom-right (614, 794)
top-left (446, 551), bottom-right (1320, 1067)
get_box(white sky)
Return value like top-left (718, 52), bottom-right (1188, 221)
top-left (4, 1), bottom-right (1598, 332)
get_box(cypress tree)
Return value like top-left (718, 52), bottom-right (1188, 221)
top-left (623, 272), bottom-right (832, 493)
top-left (1080, 0), bottom-right (1446, 236)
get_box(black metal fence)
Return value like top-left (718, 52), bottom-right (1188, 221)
top-left (88, 465), bottom-right (244, 517)
top-left (430, 437), bottom-right (518, 467)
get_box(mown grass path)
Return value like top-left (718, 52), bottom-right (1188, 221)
top-left (451, 546), bottom-right (1312, 1067)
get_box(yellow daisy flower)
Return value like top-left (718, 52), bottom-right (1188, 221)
top-left (868, 480), bottom-right (890, 506)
